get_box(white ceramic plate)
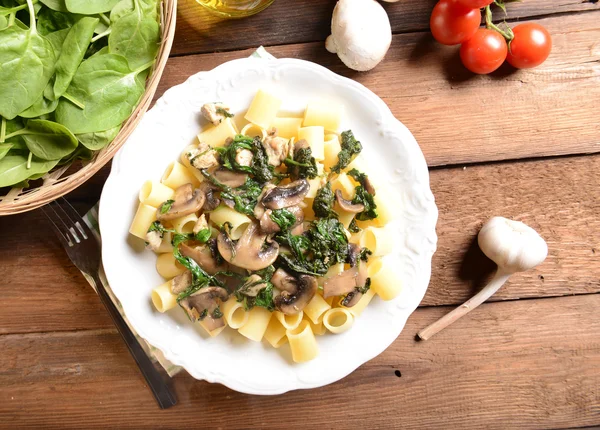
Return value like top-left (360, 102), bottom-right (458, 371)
top-left (99, 58), bottom-right (438, 395)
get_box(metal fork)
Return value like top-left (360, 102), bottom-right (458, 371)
top-left (42, 197), bottom-right (177, 409)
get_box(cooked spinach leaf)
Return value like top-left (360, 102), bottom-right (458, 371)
top-left (331, 130), bottom-right (362, 173)
top-left (270, 208), bottom-right (296, 231)
top-left (347, 169), bottom-right (378, 221)
top-left (284, 146), bottom-right (318, 180)
top-left (312, 182), bottom-right (337, 218)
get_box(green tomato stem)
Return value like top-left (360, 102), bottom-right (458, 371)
top-left (484, 5), bottom-right (514, 42)
top-left (62, 93), bottom-right (86, 110)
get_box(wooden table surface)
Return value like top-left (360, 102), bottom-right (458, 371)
top-left (1, 0), bottom-right (599, 428)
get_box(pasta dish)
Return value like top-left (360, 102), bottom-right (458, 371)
top-left (129, 90), bottom-right (401, 363)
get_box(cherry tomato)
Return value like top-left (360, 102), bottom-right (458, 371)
top-left (460, 29), bottom-right (508, 74)
top-left (456, 0), bottom-right (494, 8)
top-left (506, 23), bottom-right (552, 69)
top-left (430, 0), bottom-right (481, 46)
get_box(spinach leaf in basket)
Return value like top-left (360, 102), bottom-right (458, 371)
top-left (76, 125), bottom-right (121, 150)
top-left (65, 0), bottom-right (120, 15)
top-left (55, 53), bottom-right (148, 134)
top-left (108, 0), bottom-right (159, 69)
top-left (39, 0), bottom-right (69, 13)
top-left (19, 90), bottom-right (59, 118)
top-left (110, 0), bottom-right (157, 22)
top-left (44, 27), bottom-right (70, 54)
top-left (5, 119), bottom-right (78, 160)
top-left (0, 144), bottom-right (13, 162)
top-left (0, 3), bottom-right (30, 16)
top-left (37, 6), bottom-right (81, 35)
top-left (0, 4), bottom-right (56, 120)
top-left (52, 16), bottom-right (99, 99)
top-left (0, 154), bottom-right (59, 188)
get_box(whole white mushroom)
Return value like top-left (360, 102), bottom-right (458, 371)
top-left (325, 0), bottom-right (392, 71)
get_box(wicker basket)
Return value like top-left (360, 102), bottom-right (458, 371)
top-left (0, 0), bottom-right (177, 216)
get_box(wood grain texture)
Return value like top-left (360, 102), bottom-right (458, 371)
top-left (1, 154), bottom-right (598, 333)
top-left (1, 294), bottom-right (598, 429)
top-left (159, 12), bottom-right (600, 167)
top-left (172, 0), bottom-right (600, 56)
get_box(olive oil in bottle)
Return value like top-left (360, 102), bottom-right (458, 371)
top-left (195, 0), bottom-right (275, 18)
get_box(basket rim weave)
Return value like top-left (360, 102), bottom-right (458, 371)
top-left (0, 0), bottom-right (177, 216)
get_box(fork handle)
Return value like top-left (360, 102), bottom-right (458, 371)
top-left (92, 273), bottom-right (178, 409)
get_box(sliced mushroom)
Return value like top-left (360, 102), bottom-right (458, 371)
top-left (179, 287), bottom-right (229, 330)
top-left (145, 230), bottom-right (162, 252)
top-left (217, 222), bottom-right (279, 271)
top-left (214, 168), bottom-right (247, 188)
top-left (323, 268), bottom-right (358, 298)
top-left (238, 274), bottom-right (269, 297)
top-left (294, 139), bottom-right (309, 153)
top-left (198, 182), bottom-right (220, 212)
top-left (201, 102), bottom-right (231, 126)
top-left (274, 274), bottom-right (318, 315)
top-left (363, 176), bottom-right (376, 196)
top-left (171, 270), bottom-right (193, 294)
top-left (347, 243), bottom-right (361, 268)
top-left (271, 268), bottom-right (298, 294)
top-left (179, 242), bottom-right (228, 275)
top-left (253, 184), bottom-right (276, 220)
top-left (261, 179), bottom-right (310, 210)
top-left (335, 189), bottom-right (364, 213)
top-left (259, 206), bottom-right (305, 234)
top-left (157, 184), bottom-right (205, 222)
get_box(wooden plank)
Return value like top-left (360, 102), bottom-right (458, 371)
top-left (172, 0), bottom-right (600, 56)
top-left (160, 12), bottom-right (600, 166)
top-left (1, 154), bottom-right (598, 333)
top-left (1, 294), bottom-right (598, 429)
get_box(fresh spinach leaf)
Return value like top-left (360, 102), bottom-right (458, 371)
top-left (0, 144), bottom-right (13, 161)
top-left (37, 6), bottom-right (81, 35)
top-left (55, 53), bottom-right (147, 134)
top-left (19, 90), bottom-right (59, 118)
top-left (108, 0), bottom-right (159, 69)
top-left (5, 119), bottom-right (78, 160)
top-left (39, 0), bottom-right (69, 12)
top-left (52, 16), bottom-right (98, 99)
top-left (0, 154), bottom-right (58, 187)
top-left (76, 124), bottom-right (120, 150)
top-left (65, 0), bottom-right (120, 14)
top-left (0, 2), bottom-right (30, 16)
top-left (0, 15), bottom-right (7, 30)
top-left (110, 0), bottom-right (157, 22)
top-left (43, 27), bottom-right (69, 54)
top-left (0, 10), bottom-right (56, 120)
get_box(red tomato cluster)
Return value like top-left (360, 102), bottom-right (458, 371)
top-left (430, 0), bottom-right (552, 74)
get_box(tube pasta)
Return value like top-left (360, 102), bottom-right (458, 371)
top-left (171, 213), bottom-right (198, 234)
top-left (330, 173), bottom-right (355, 198)
top-left (298, 126), bottom-right (325, 161)
top-left (272, 117), bottom-right (302, 139)
top-left (222, 297), bottom-right (249, 329)
top-left (156, 252), bottom-right (185, 279)
top-left (197, 117), bottom-right (238, 147)
top-left (373, 188), bottom-right (396, 226)
top-left (303, 101), bottom-right (342, 132)
top-left (343, 288), bottom-right (376, 317)
top-left (337, 210), bottom-right (355, 229)
top-left (323, 136), bottom-right (342, 170)
top-left (360, 226), bottom-right (394, 257)
top-left (129, 203), bottom-right (157, 239)
top-left (238, 306), bottom-right (272, 342)
top-left (323, 308), bottom-right (354, 334)
top-left (274, 311), bottom-right (304, 330)
top-left (368, 258), bottom-right (403, 301)
top-left (307, 318), bottom-right (327, 336)
top-left (156, 231), bottom-right (174, 253)
top-left (240, 123), bottom-right (267, 140)
top-left (303, 293), bottom-right (331, 324)
top-left (209, 205), bottom-right (251, 239)
top-left (151, 280), bottom-right (178, 313)
top-left (263, 317), bottom-right (289, 348)
top-left (305, 177), bottom-right (323, 199)
top-left (161, 160), bottom-right (199, 189)
top-left (139, 181), bottom-right (174, 207)
top-left (286, 321), bottom-right (319, 363)
top-left (244, 89), bottom-right (281, 129)
top-left (199, 321), bottom-right (226, 337)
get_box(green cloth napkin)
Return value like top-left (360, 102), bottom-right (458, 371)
top-left (82, 47), bottom-right (276, 377)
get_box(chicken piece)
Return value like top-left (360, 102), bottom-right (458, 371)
top-left (235, 148), bottom-right (253, 167)
top-left (188, 142), bottom-right (219, 170)
top-left (145, 230), bottom-right (162, 252)
top-left (262, 134), bottom-right (290, 167)
top-left (193, 214), bottom-right (208, 235)
top-left (201, 102), bottom-right (232, 126)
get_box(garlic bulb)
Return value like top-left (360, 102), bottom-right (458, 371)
top-left (478, 217), bottom-right (548, 275)
top-left (417, 216), bottom-right (548, 341)
top-left (325, 0), bottom-right (392, 71)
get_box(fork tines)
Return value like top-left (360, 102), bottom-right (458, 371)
top-left (41, 197), bottom-right (92, 248)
